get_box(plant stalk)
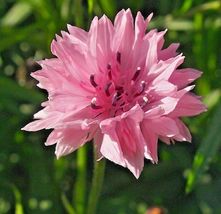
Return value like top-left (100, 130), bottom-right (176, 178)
top-left (86, 147), bottom-right (106, 214)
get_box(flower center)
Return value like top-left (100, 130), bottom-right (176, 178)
top-left (89, 52), bottom-right (149, 117)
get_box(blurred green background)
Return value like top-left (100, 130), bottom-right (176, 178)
top-left (0, 0), bottom-right (221, 213)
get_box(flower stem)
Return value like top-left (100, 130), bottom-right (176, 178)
top-left (61, 193), bottom-right (76, 214)
top-left (86, 148), bottom-right (106, 214)
top-left (74, 146), bottom-right (87, 214)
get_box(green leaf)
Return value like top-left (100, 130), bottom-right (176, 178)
top-left (186, 103), bottom-right (221, 193)
top-left (12, 186), bottom-right (24, 214)
top-left (98, 0), bottom-right (116, 18)
top-left (204, 90), bottom-right (221, 109)
top-left (186, 1), bottom-right (221, 17)
top-left (87, 0), bottom-right (94, 16)
top-left (180, 0), bottom-right (193, 13)
top-left (0, 23), bottom-right (41, 51)
top-left (60, 0), bottom-right (71, 20)
top-left (61, 193), bottom-right (76, 214)
top-left (0, 77), bottom-right (44, 104)
top-left (1, 2), bottom-right (32, 27)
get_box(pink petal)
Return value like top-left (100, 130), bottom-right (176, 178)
top-left (169, 68), bottom-right (202, 89)
top-left (152, 54), bottom-right (184, 83)
top-left (88, 16), bottom-right (99, 58)
top-left (159, 43), bottom-right (180, 60)
top-left (145, 33), bottom-right (159, 70)
top-left (146, 96), bottom-right (179, 116)
top-left (173, 119), bottom-right (192, 142)
top-left (55, 143), bottom-right (75, 158)
top-left (147, 117), bottom-right (179, 138)
top-left (141, 121), bottom-right (158, 162)
top-left (96, 15), bottom-right (114, 67)
top-left (100, 133), bottom-right (126, 167)
top-left (148, 80), bottom-right (177, 97)
top-left (45, 130), bottom-right (62, 146)
top-left (100, 105), bottom-right (146, 178)
top-left (121, 104), bottom-right (144, 122)
top-left (51, 36), bottom-right (96, 81)
top-left (21, 113), bottom-right (63, 131)
top-left (53, 128), bottom-right (90, 158)
top-left (113, 9), bottom-right (134, 69)
top-left (144, 106), bottom-right (165, 119)
top-left (159, 136), bottom-right (171, 145)
top-left (67, 24), bottom-right (88, 42)
top-left (134, 12), bottom-right (153, 41)
top-left (116, 119), bottom-right (145, 178)
top-left (144, 30), bottom-right (167, 71)
top-left (169, 93), bottom-right (207, 117)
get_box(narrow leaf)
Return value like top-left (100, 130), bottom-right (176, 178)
top-left (88, 0), bottom-right (94, 16)
top-left (1, 2), bottom-right (32, 27)
top-left (61, 193), bottom-right (76, 214)
top-left (12, 186), bottom-right (24, 214)
top-left (186, 103), bottom-right (221, 193)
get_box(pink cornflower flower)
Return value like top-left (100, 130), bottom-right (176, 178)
top-left (22, 9), bottom-right (206, 178)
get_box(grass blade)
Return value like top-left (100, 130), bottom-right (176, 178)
top-left (186, 103), bottom-right (221, 193)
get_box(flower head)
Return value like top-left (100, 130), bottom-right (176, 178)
top-left (22, 9), bottom-right (206, 178)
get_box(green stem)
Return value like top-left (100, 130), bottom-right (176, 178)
top-left (86, 148), bottom-right (106, 214)
top-left (74, 146), bottom-right (87, 214)
top-left (61, 193), bottom-right (76, 214)
top-left (87, 0), bottom-right (94, 21)
top-left (73, 0), bottom-right (84, 27)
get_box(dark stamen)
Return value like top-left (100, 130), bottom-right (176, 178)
top-left (115, 86), bottom-right (124, 93)
top-left (107, 64), bottom-right (112, 80)
top-left (116, 52), bottom-right (121, 64)
top-left (104, 82), bottom-right (112, 96)
top-left (90, 74), bottom-right (98, 88)
top-left (116, 91), bottom-right (122, 101)
top-left (120, 102), bottom-right (125, 106)
top-left (91, 103), bottom-right (103, 109)
top-left (135, 81), bottom-right (146, 96)
top-left (107, 63), bottom-right (111, 70)
top-left (93, 112), bottom-right (103, 119)
top-left (108, 71), bottom-right (112, 80)
top-left (85, 132), bottom-right (90, 140)
top-left (132, 67), bottom-right (141, 81)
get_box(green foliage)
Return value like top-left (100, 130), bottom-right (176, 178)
top-left (12, 185), bottom-right (24, 214)
top-left (186, 103), bottom-right (221, 193)
top-left (1, 2), bottom-right (32, 27)
top-left (0, 0), bottom-right (221, 213)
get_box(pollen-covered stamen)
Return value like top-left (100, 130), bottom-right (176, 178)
top-left (135, 81), bottom-right (146, 97)
top-left (104, 82), bottom-right (112, 96)
top-left (116, 52), bottom-right (121, 64)
top-left (90, 74), bottom-right (98, 88)
top-left (143, 96), bottom-right (148, 103)
top-left (141, 96), bottom-right (149, 108)
top-left (132, 67), bottom-right (141, 81)
top-left (91, 97), bottom-right (102, 109)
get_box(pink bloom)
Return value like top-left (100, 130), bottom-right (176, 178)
top-left (22, 9), bottom-right (206, 178)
